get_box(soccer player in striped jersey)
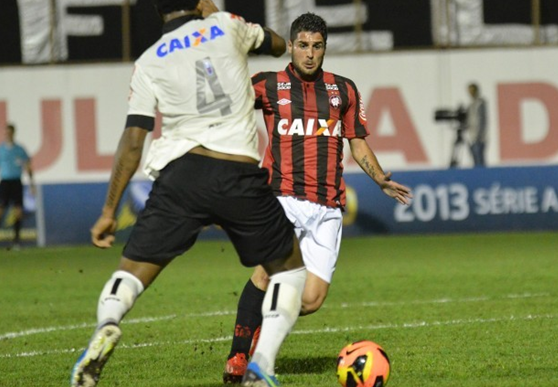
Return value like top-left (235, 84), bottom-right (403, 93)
top-left (70, 1), bottom-right (307, 387)
top-left (223, 12), bottom-right (412, 383)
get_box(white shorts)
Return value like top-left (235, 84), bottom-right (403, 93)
top-left (277, 196), bottom-right (343, 283)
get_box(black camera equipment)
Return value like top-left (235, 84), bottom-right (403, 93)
top-left (434, 106), bottom-right (468, 168)
top-left (434, 107), bottom-right (467, 124)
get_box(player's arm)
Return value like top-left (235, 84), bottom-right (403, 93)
top-left (349, 137), bottom-right (412, 205)
top-left (349, 138), bottom-right (386, 183)
top-left (199, 0), bottom-right (219, 18)
top-left (92, 61), bottom-right (155, 248)
top-left (228, 11), bottom-right (285, 57)
top-left (91, 126), bottom-right (149, 248)
top-left (479, 100), bottom-right (488, 139)
top-left (265, 28), bottom-right (286, 57)
top-left (251, 27), bottom-right (286, 57)
top-left (24, 157), bottom-right (35, 195)
top-left (24, 161), bottom-right (33, 181)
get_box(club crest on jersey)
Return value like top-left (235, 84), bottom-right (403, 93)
top-left (277, 118), bottom-right (341, 137)
top-left (156, 25), bottom-right (225, 57)
top-left (329, 95), bottom-right (341, 109)
top-left (277, 82), bottom-right (291, 90)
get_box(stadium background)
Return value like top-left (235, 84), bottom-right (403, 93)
top-left (0, 0), bottom-right (557, 246)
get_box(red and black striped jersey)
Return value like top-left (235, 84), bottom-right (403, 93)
top-left (253, 63), bottom-right (369, 209)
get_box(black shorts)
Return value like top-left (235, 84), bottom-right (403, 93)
top-left (123, 153), bottom-right (295, 267)
top-left (0, 179), bottom-right (23, 207)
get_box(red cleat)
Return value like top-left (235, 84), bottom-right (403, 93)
top-left (223, 353), bottom-right (248, 384)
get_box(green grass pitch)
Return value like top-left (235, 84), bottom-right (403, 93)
top-left (1, 231), bottom-right (557, 387)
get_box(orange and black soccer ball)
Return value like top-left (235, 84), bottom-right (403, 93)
top-left (337, 340), bottom-right (390, 387)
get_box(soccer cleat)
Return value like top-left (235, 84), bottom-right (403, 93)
top-left (241, 362), bottom-right (280, 387)
top-left (223, 353), bottom-right (248, 384)
top-left (248, 326), bottom-right (261, 357)
top-left (70, 324), bottom-right (122, 387)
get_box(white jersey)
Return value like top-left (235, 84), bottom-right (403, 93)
top-left (128, 12), bottom-right (266, 179)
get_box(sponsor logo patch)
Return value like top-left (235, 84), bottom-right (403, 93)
top-left (156, 25), bottom-right (225, 58)
top-left (277, 82), bottom-right (291, 90)
top-left (277, 118), bottom-right (341, 137)
top-left (277, 98), bottom-right (292, 105)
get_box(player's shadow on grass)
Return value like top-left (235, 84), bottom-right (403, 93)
top-left (187, 356), bottom-right (336, 387)
top-left (278, 356), bottom-right (336, 374)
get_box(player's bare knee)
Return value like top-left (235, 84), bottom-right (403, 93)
top-left (301, 294), bottom-right (326, 316)
top-left (251, 266), bottom-right (270, 290)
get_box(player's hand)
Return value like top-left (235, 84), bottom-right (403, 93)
top-left (379, 172), bottom-right (413, 205)
top-left (91, 215), bottom-right (117, 248)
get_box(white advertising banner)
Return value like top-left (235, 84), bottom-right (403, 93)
top-left (1, 47), bottom-right (557, 183)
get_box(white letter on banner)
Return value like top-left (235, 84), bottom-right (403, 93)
top-left (525, 187), bottom-right (539, 214)
top-left (541, 187), bottom-right (558, 213)
top-left (430, 0), bottom-right (558, 46)
top-left (18, 0), bottom-right (138, 64)
top-left (264, 0), bottom-right (393, 51)
top-left (473, 188), bottom-right (490, 215)
top-left (18, 0), bottom-right (52, 63)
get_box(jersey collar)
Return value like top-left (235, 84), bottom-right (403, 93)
top-left (286, 63), bottom-right (324, 83)
top-left (162, 15), bottom-right (203, 34)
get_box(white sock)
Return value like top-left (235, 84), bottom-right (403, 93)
top-left (251, 267), bottom-right (307, 375)
top-left (97, 270), bottom-right (144, 328)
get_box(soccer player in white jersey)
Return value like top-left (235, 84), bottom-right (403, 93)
top-left (70, 1), bottom-right (307, 386)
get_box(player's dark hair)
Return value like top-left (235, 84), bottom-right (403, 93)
top-left (155, 0), bottom-right (200, 14)
top-left (6, 123), bottom-right (15, 132)
top-left (290, 12), bottom-right (327, 44)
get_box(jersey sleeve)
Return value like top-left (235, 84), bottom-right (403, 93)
top-left (252, 72), bottom-right (267, 110)
top-left (219, 12), bottom-right (265, 54)
top-left (343, 79), bottom-right (369, 139)
top-left (127, 63), bottom-right (157, 120)
top-left (20, 146), bottom-right (30, 161)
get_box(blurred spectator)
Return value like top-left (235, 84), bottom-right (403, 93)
top-left (465, 83), bottom-right (488, 167)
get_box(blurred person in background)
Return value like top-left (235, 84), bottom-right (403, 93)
top-left (0, 123), bottom-right (34, 250)
top-left (222, 12), bottom-right (412, 384)
top-left (70, 1), bottom-right (307, 386)
top-left (465, 82), bottom-right (488, 167)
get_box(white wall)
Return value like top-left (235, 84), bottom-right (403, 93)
top-left (1, 46), bottom-right (557, 183)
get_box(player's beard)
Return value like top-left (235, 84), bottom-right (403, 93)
top-left (292, 56), bottom-right (324, 81)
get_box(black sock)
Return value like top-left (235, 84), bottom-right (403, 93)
top-left (228, 279), bottom-right (265, 359)
top-left (14, 220), bottom-right (21, 244)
